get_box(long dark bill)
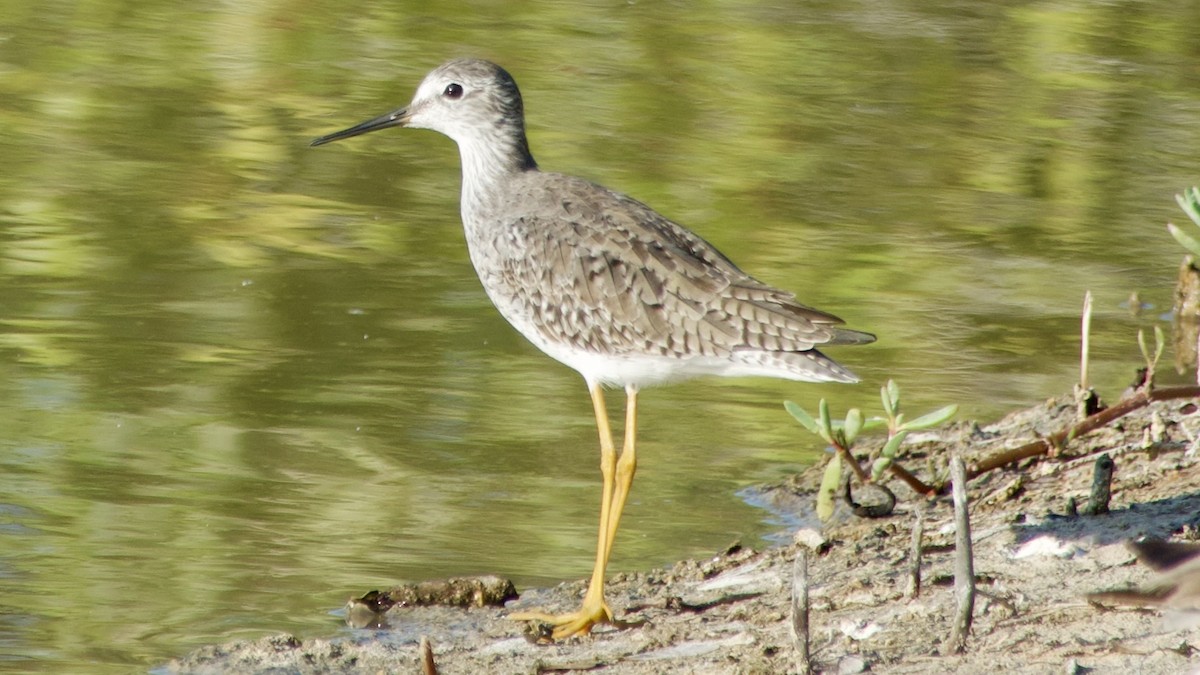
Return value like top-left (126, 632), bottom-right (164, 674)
top-left (310, 107), bottom-right (410, 147)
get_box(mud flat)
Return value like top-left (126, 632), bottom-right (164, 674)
top-left (167, 392), bottom-right (1200, 674)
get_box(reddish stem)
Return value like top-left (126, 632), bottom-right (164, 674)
top-left (837, 445), bottom-right (870, 483)
top-left (964, 385), bottom-right (1200, 482)
top-left (889, 462), bottom-right (935, 496)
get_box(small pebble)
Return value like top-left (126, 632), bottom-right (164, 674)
top-left (838, 655), bottom-right (869, 674)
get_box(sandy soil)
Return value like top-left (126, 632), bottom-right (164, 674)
top-left (167, 391), bottom-right (1200, 674)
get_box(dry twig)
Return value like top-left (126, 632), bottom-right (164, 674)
top-left (944, 456), bottom-right (975, 654)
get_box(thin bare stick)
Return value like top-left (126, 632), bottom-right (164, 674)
top-left (791, 550), bottom-right (812, 675)
top-left (1080, 290), bottom-right (1093, 391)
top-left (419, 636), bottom-right (438, 675)
top-left (907, 506), bottom-right (924, 599)
top-left (944, 456), bottom-right (975, 654)
top-left (1081, 453), bottom-right (1114, 516)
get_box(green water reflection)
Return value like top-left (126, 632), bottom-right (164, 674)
top-left (2, 1), bottom-right (1200, 671)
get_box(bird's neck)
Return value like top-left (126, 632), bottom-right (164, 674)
top-left (457, 126), bottom-right (538, 215)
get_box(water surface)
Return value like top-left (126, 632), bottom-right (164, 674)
top-left (2, 2), bottom-right (1200, 671)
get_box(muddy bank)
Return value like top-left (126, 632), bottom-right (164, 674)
top-left (167, 392), bottom-right (1200, 674)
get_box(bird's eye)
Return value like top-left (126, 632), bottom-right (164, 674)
top-left (443, 83), bottom-right (464, 99)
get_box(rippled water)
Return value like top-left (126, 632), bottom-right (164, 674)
top-left (2, 2), bottom-right (1200, 671)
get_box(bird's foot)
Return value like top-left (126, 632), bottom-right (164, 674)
top-left (510, 600), bottom-right (614, 640)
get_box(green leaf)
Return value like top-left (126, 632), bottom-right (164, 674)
top-left (784, 400), bottom-right (820, 435)
top-left (817, 454), bottom-right (841, 521)
top-left (880, 429), bottom-right (909, 458)
top-left (899, 404), bottom-right (958, 431)
top-left (831, 429), bottom-right (847, 448)
top-left (1177, 187), bottom-right (1200, 227)
top-left (871, 456), bottom-right (893, 482)
top-left (880, 380), bottom-right (900, 417)
top-left (1154, 325), bottom-right (1165, 364)
top-left (1168, 222), bottom-right (1200, 258)
top-left (818, 398), bottom-right (833, 443)
top-left (843, 408), bottom-right (863, 446)
top-left (862, 417), bottom-right (888, 432)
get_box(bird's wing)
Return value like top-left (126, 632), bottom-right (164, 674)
top-left (496, 174), bottom-right (874, 358)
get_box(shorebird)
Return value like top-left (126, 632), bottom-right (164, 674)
top-left (1089, 538), bottom-right (1200, 629)
top-left (311, 58), bottom-right (873, 639)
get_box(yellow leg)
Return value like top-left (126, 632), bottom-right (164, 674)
top-left (604, 387), bottom-right (637, 564)
top-left (510, 383), bottom-right (639, 639)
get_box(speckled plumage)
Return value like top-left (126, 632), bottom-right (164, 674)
top-left (312, 58), bottom-right (873, 639)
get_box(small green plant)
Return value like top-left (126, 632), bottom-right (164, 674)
top-left (785, 380), bottom-right (958, 520)
top-left (1167, 186), bottom-right (1200, 257)
top-left (873, 380), bottom-right (958, 480)
top-left (784, 399), bottom-right (879, 519)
